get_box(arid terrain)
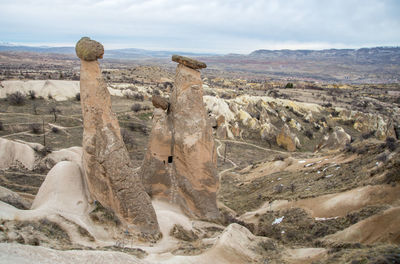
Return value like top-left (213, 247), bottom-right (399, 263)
top-left (0, 48), bottom-right (399, 264)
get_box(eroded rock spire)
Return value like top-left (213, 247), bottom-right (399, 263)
top-left (76, 37), bottom-right (160, 236)
top-left (141, 55), bottom-right (220, 220)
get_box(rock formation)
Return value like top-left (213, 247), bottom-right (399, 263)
top-left (141, 55), bottom-right (219, 220)
top-left (76, 37), bottom-right (159, 236)
top-left (316, 126), bottom-right (351, 151)
top-left (276, 124), bottom-right (299, 152)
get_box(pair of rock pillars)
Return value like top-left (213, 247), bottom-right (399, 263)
top-left (75, 37), bottom-right (219, 237)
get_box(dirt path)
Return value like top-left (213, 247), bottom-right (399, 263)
top-left (220, 139), bottom-right (290, 155)
top-left (215, 139), bottom-right (237, 177)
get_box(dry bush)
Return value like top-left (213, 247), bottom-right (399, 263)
top-left (121, 129), bottom-right (136, 150)
top-left (28, 90), bottom-right (36, 100)
top-left (7, 91), bottom-right (26, 105)
top-left (133, 93), bottom-right (144, 101)
top-left (386, 137), bottom-right (397, 152)
top-left (131, 103), bottom-right (142, 112)
top-left (304, 130), bottom-right (313, 139)
top-left (29, 123), bottom-right (41, 134)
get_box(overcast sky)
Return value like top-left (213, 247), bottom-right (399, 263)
top-left (0, 0), bottom-right (399, 53)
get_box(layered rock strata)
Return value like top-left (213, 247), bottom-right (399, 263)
top-left (76, 37), bottom-right (159, 236)
top-left (141, 56), bottom-right (219, 220)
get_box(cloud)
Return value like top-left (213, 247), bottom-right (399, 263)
top-left (0, 0), bottom-right (399, 53)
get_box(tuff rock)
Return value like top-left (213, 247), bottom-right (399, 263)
top-left (172, 55), bottom-right (207, 70)
top-left (77, 38), bottom-right (160, 236)
top-left (141, 58), bottom-right (219, 220)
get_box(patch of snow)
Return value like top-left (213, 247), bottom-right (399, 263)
top-left (298, 160), bottom-right (306, 164)
top-left (325, 174), bottom-right (333, 178)
top-left (315, 216), bottom-right (339, 221)
top-left (272, 216), bottom-right (284, 225)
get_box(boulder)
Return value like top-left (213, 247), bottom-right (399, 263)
top-left (171, 55), bottom-right (207, 70)
top-left (276, 124), bottom-right (297, 152)
top-left (77, 38), bottom-right (160, 236)
top-left (141, 58), bottom-right (219, 220)
top-left (152, 95), bottom-right (169, 110)
top-left (75, 37), bottom-right (104, 61)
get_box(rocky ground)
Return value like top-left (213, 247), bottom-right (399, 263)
top-left (0, 61), bottom-right (399, 263)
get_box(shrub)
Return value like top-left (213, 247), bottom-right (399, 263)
top-left (128, 122), bottom-right (148, 134)
top-left (304, 130), bottom-right (313, 139)
top-left (121, 129), bottom-right (136, 150)
top-left (32, 103), bottom-right (38, 115)
top-left (377, 153), bottom-right (388, 162)
top-left (28, 90), bottom-right (36, 100)
top-left (274, 184), bottom-right (284, 193)
top-left (131, 103), bottom-right (142, 112)
top-left (51, 127), bottom-right (60, 133)
top-left (0, 121), bottom-right (3, 131)
top-left (7, 91), bottom-right (26, 105)
top-left (322, 103), bottom-right (332, 108)
top-left (48, 94), bottom-right (53, 100)
top-left (386, 137), bottom-right (397, 151)
top-left (362, 131), bottom-right (376, 140)
top-left (29, 123), bottom-right (41, 134)
top-left (153, 89), bottom-right (161, 96)
top-left (133, 93), bottom-right (144, 101)
top-left (220, 93), bottom-right (232, 99)
top-left (49, 106), bottom-right (61, 122)
top-left (285, 82), bottom-right (294, 88)
top-left (75, 93), bottom-right (81, 101)
top-left (344, 143), bottom-right (355, 153)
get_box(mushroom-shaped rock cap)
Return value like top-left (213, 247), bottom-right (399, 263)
top-left (75, 37), bottom-right (104, 61)
top-left (152, 95), bottom-right (169, 110)
top-left (172, 55), bottom-right (207, 70)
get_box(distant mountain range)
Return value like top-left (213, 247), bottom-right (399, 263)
top-left (0, 44), bottom-right (216, 59)
top-left (202, 47), bottom-right (400, 83)
top-left (1, 43), bottom-right (399, 83)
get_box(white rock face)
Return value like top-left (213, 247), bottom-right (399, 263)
top-left (0, 138), bottom-right (36, 170)
top-left (0, 243), bottom-right (145, 264)
top-left (203, 96), bottom-right (235, 122)
top-left (0, 80), bottom-right (80, 101)
top-left (31, 161), bottom-right (88, 214)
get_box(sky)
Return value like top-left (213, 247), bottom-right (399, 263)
top-left (0, 0), bottom-right (399, 54)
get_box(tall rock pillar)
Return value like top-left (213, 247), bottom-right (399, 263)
top-left (141, 55), bottom-right (219, 220)
top-left (76, 37), bottom-right (159, 236)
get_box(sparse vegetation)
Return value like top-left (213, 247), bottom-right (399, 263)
top-left (49, 106), bottom-right (61, 122)
top-left (29, 123), bottom-right (41, 134)
top-left (51, 127), bottom-right (60, 133)
top-left (131, 103), bottom-right (142, 112)
top-left (385, 137), bottom-right (397, 151)
top-left (28, 90), bottom-right (36, 100)
top-left (121, 129), bottom-right (136, 150)
top-left (7, 91), bottom-right (25, 105)
top-left (285, 82), bottom-right (294, 88)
